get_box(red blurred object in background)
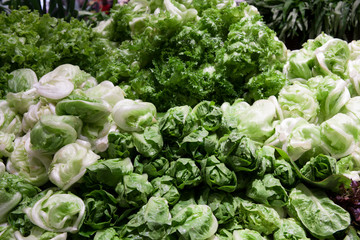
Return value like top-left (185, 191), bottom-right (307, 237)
top-left (101, 0), bottom-right (111, 14)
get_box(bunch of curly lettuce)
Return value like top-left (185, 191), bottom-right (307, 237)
top-left (1, 1), bottom-right (288, 111)
top-left (0, 8), bottom-right (111, 99)
top-left (93, 0), bottom-right (288, 111)
top-left (0, 63), bottom-right (358, 240)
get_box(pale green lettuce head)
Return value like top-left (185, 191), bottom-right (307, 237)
top-left (265, 117), bottom-right (308, 148)
top-left (278, 82), bottom-right (319, 123)
top-left (237, 96), bottom-right (280, 143)
top-left (313, 38), bottom-right (350, 79)
top-left (283, 49), bottom-right (314, 82)
top-left (349, 40), bottom-right (360, 61)
top-left (307, 75), bottom-right (350, 122)
top-left (0, 132), bottom-right (15, 158)
top-left (22, 101), bottom-right (56, 133)
top-left (6, 88), bottom-right (40, 115)
top-left (341, 96), bottom-right (360, 124)
top-left (233, 229), bottom-right (266, 240)
top-left (80, 117), bottom-right (117, 153)
top-left (34, 64), bottom-right (96, 100)
top-left (85, 81), bottom-right (126, 108)
top-left (320, 113), bottom-right (360, 159)
top-left (24, 189), bottom-right (86, 233)
top-left (0, 100), bottom-right (22, 136)
top-left (55, 89), bottom-right (111, 123)
top-left (221, 99), bottom-right (250, 130)
top-left (286, 121), bottom-right (324, 162)
top-left (49, 140), bottom-right (100, 190)
top-left (6, 132), bottom-right (52, 186)
top-left (112, 99), bottom-right (157, 132)
top-left (8, 68), bottom-right (38, 93)
top-left (30, 115), bottom-right (83, 153)
top-left (347, 59), bottom-right (360, 96)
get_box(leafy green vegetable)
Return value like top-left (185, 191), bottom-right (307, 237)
top-left (48, 140), bottom-right (100, 190)
top-left (246, 174), bottom-right (288, 207)
top-left (115, 173), bottom-right (154, 208)
top-left (201, 155), bottom-right (237, 192)
top-left (30, 115), bottom-right (83, 153)
top-left (273, 218), bottom-right (310, 240)
top-left (24, 189), bottom-right (86, 233)
top-left (288, 183), bottom-right (351, 238)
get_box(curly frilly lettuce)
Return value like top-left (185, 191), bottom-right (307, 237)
top-left (0, 172), bottom-right (39, 223)
top-left (49, 140), bottom-right (100, 190)
top-left (24, 189), bottom-right (86, 233)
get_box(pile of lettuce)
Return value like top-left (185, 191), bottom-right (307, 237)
top-left (1, 59), bottom-right (360, 239)
top-left (97, 0), bottom-right (288, 111)
top-left (0, 0), bottom-right (288, 111)
top-left (0, 8), bottom-right (111, 99)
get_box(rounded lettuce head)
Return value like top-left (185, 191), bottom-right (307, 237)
top-left (286, 121), bottom-right (324, 162)
top-left (320, 113), bottom-right (360, 159)
top-left (8, 68), bottom-right (38, 93)
top-left (348, 59), bottom-right (360, 96)
top-left (0, 132), bottom-right (15, 158)
top-left (313, 38), bottom-right (350, 79)
top-left (237, 97), bottom-right (280, 143)
top-left (49, 140), bottom-right (100, 190)
top-left (112, 99), bottom-right (157, 132)
top-left (85, 81), bottom-right (125, 107)
top-left (6, 133), bottom-right (52, 186)
top-left (307, 75), bottom-right (350, 123)
top-left (30, 115), bottom-right (82, 153)
top-left (283, 49), bottom-right (314, 81)
top-left (0, 100), bottom-right (22, 136)
top-left (278, 82), bottom-right (319, 123)
top-left (35, 65), bottom-right (76, 100)
top-left (172, 204), bottom-right (218, 240)
top-left (233, 229), bottom-right (266, 240)
top-left (6, 88), bottom-right (39, 114)
top-left (349, 40), bottom-right (360, 61)
top-left (24, 189), bottom-right (86, 233)
top-left (56, 98), bottom-right (111, 123)
top-left (22, 101), bottom-right (56, 133)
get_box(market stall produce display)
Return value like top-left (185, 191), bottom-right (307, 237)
top-left (1, 0), bottom-right (360, 239)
